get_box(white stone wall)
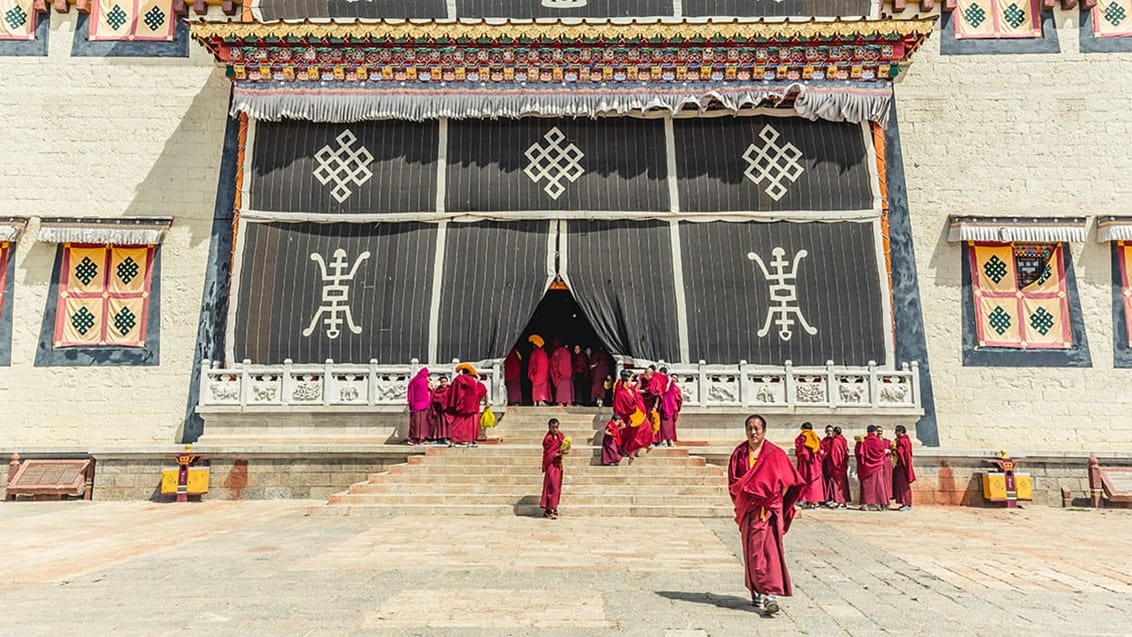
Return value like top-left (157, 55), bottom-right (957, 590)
top-left (0, 15), bottom-right (228, 447)
top-left (895, 9), bottom-right (1132, 449)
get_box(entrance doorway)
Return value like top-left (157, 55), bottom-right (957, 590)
top-left (509, 287), bottom-right (613, 406)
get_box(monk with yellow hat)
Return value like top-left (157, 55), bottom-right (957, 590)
top-left (527, 334), bottom-right (550, 406)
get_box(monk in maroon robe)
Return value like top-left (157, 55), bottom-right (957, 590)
top-left (550, 341), bottom-right (574, 406)
top-left (601, 416), bottom-right (623, 466)
top-left (527, 335), bottom-right (551, 406)
top-left (638, 365), bottom-right (664, 414)
top-left (428, 376), bottom-right (452, 444)
top-left (892, 425), bottom-right (916, 510)
top-left (446, 364), bottom-right (486, 447)
top-left (503, 349), bottom-right (522, 405)
top-left (793, 422), bottom-right (824, 507)
top-left (588, 348), bottom-right (611, 405)
top-left (827, 427), bottom-right (851, 508)
top-left (727, 414), bottom-right (804, 615)
top-left (613, 371), bottom-right (651, 458)
top-left (406, 367), bottom-right (431, 445)
top-left (819, 426), bottom-right (834, 504)
top-left (878, 426), bottom-right (894, 508)
top-left (857, 426), bottom-right (889, 510)
top-left (571, 345), bottom-right (589, 406)
top-left (540, 418), bottom-right (566, 519)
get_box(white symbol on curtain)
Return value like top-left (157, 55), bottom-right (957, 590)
top-left (541, 0), bottom-right (588, 6)
top-left (523, 127), bottom-right (585, 200)
top-left (741, 125), bottom-right (804, 201)
top-left (303, 248), bottom-right (371, 340)
top-left (312, 129), bottom-right (375, 203)
top-left (746, 247), bottom-right (817, 342)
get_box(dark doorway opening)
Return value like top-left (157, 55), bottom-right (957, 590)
top-left (508, 287), bottom-right (614, 406)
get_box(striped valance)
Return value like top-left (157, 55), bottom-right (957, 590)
top-left (946, 216), bottom-right (1088, 244)
top-left (1096, 216), bottom-right (1132, 243)
top-left (0, 217), bottom-right (29, 243)
top-left (37, 217), bottom-right (173, 245)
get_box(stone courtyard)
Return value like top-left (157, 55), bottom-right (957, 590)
top-left (2, 502), bottom-right (1129, 636)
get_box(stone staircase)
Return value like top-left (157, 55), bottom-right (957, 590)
top-left (309, 407), bottom-right (734, 517)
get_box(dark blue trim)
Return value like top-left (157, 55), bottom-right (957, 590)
top-left (961, 245), bottom-right (1092, 367)
top-left (1112, 244), bottom-right (1132, 368)
top-left (182, 107), bottom-right (239, 444)
top-left (0, 11), bottom-right (48, 56)
top-left (884, 99), bottom-right (940, 448)
top-left (34, 246), bottom-right (162, 366)
top-left (71, 11), bottom-right (188, 58)
top-left (0, 244), bottom-right (15, 365)
top-left (940, 10), bottom-right (1060, 55)
top-left (1079, 9), bottom-right (1132, 53)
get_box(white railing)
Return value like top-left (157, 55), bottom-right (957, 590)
top-left (621, 360), bottom-right (922, 412)
top-left (198, 358), bottom-right (504, 409)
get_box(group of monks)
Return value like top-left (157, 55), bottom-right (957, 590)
top-left (600, 366), bottom-right (684, 465)
top-left (792, 422), bottom-right (917, 511)
top-left (405, 363), bottom-right (487, 448)
top-left (505, 334), bottom-right (613, 406)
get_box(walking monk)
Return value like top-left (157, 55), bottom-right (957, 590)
top-left (857, 425), bottom-right (889, 510)
top-left (613, 370), bottom-right (651, 458)
top-left (504, 348), bottom-right (522, 405)
top-left (406, 367), bottom-right (430, 446)
top-left (427, 375), bottom-right (451, 445)
top-left (550, 340), bottom-right (574, 406)
top-left (826, 426), bottom-right (851, 508)
top-left (540, 418), bottom-right (567, 519)
top-left (527, 335), bottom-right (550, 406)
top-left (892, 425), bottom-right (916, 511)
top-left (657, 369), bottom-right (683, 447)
top-left (727, 414), bottom-right (804, 616)
top-left (600, 415), bottom-right (623, 466)
top-left (820, 426), bottom-right (834, 504)
top-left (446, 363), bottom-right (486, 447)
top-left (793, 422), bottom-right (824, 508)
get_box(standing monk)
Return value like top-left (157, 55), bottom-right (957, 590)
top-left (820, 426), bottom-right (835, 505)
top-left (527, 335), bottom-right (551, 406)
top-left (446, 363), bottom-right (486, 448)
top-left (406, 367), bottom-right (431, 446)
top-left (550, 341), bottom-right (574, 406)
top-left (572, 345), bottom-right (589, 406)
top-left (613, 370), bottom-right (651, 458)
top-left (588, 347), bottom-right (611, 406)
top-left (793, 422), bottom-right (824, 508)
top-left (727, 414), bottom-right (804, 616)
top-left (601, 415), bottom-right (624, 465)
top-left (657, 369), bottom-right (683, 447)
top-left (892, 425), bottom-right (916, 511)
top-left (878, 426), bottom-right (894, 508)
top-left (638, 365), bottom-right (664, 414)
top-left (827, 427), bottom-right (851, 509)
top-left (503, 348), bottom-right (522, 405)
top-left (540, 418), bottom-right (567, 519)
top-left (428, 375), bottom-right (452, 445)
top-left (857, 425), bottom-right (889, 510)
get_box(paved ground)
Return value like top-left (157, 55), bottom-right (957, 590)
top-left (1, 502), bottom-right (1130, 636)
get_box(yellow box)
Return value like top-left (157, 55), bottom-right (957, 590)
top-left (982, 473), bottom-right (1007, 501)
top-left (161, 468), bottom-right (210, 495)
top-left (1015, 473), bottom-right (1034, 500)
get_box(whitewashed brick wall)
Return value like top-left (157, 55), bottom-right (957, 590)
top-left (0, 15), bottom-right (228, 447)
top-left (896, 9), bottom-right (1132, 449)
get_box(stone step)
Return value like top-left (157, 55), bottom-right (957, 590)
top-left (366, 473), bottom-right (727, 486)
top-left (347, 482), bottom-right (727, 497)
top-left (329, 493), bottom-right (728, 507)
top-left (387, 461), bottom-right (713, 476)
top-left (308, 503), bottom-right (733, 518)
top-left (417, 446), bottom-right (692, 458)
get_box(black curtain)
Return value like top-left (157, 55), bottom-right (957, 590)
top-left (562, 219), bottom-right (680, 361)
top-left (435, 220), bottom-right (553, 361)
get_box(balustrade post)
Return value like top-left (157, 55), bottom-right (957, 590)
top-left (240, 359), bottom-right (251, 407)
top-left (909, 361), bottom-right (921, 408)
top-left (697, 360), bottom-right (707, 407)
top-left (868, 360), bottom-right (879, 407)
top-left (825, 360), bottom-right (836, 407)
top-left (323, 359), bottom-right (334, 406)
top-left (282, 358), bottom-right (294, 406)
top-left (491, 361), bottom-right (503, 406)
top-left (738, 360), bottom-right (749, 407)
top-left (369, 359), bottom-right (380, 406)
top-left (784, 360), bottom-right (795, 407)
top-left (199, 359), bottom-right (212, 405)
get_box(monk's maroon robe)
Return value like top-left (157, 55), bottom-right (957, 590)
top-left (893, 434), bottom-right (916, 507)
top-left (857, 434), bottom-right (889, 506)
top-left (550, 346), bottom-right (574, 405)
top-left (600, 418), bottom-right (623, 465)
top-left (827, 435), bottom-right (851, 504)
top-left (528, 347), bottom-right (551, 403)
top-left (613, 381), bottom-right (651, 456)
top-left (406, 368), bottom-right (430, 444)
top-left (658, 378), bottom-right (683, 444)
top-left (638, 373), bottom-right (664, 414)
top-left (446, 373), bottom-right (486, 444)
top-left (727, 440), bottom-right (804, 598)
top-left (819, 436), bottom-right (834, 502)
top-left (793, 434), bottom-right (824, 504)
top-left (881, 437), bottom-right (894, 504)
top-left (504, 349), bottom-right (522, 405)
top-left (428, 385), bottom-right (451, 440)
top-left (540, 431), bottom-right (565, 510)
top-left (589, 352), bottom-right (610, 403)
top-left (572, 351), bottom-right (589, 405)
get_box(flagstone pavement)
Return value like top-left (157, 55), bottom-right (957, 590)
top-left (1, 501), bottom-right (1130, 636)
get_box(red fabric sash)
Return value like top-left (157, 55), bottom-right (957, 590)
top-left (857, 434), bottom-right (888, 479)
top-left (727, 441), bottom-right (804, 532)
top-left (542, 431), bottom-right (564, 472)
top-left (895, 434), bottom-right (916, 483)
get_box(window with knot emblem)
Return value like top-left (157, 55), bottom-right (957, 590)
top-left (53, 243), bottom-right (154, 348)
top-left (968, 242), bottom-right (1072, 349)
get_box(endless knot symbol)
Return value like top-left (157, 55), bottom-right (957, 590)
top-left (312, 129), bottom-right (375, 204)
top-left (1002, 2), bottom-right (1027, 28)
top-left (113, 306), bottom-right (137, 336)
top-left (105, 4), bottom-right (128, 30)
top-left (747, 247), bottom-right (817, 342)
top-left (303, 248), bottom-right (370, 340)
top-left (523, 127), bottom-right (585, 200)
top-left (1029, 307), bottom-right (1055, 336)
top-left (1035, 263), bottom-right (1052, 287)
top-left (742, 125), bottom-right (804, 202)
top-left (1105, 1), bottom-right (1127, 25)
top-left (142, 6), bottom-right (165, 31)
top-left (116, 256), bottom-right (140, 285)
top-left (988, 306), bottom-right (1012, 335)
top-left (71, 307), bottom-right (96, 335)
top-left (963, 2), bottom-right (987, 28)
top-left (3, 5), bottom-right (28, 29)
top-left (982, 255), bottom-right (1008, 284)
top-left (75, 256), bottom-right (99, 286)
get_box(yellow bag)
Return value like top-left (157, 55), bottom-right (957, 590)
top-left (649, 409), bottom-right (661, 435)
top-left (480, 406), bottom-right (496, 429)
top-left (628, 408), bottom-right (647, 428)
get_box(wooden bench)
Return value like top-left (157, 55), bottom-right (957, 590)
top-left (5, 453), bottom-right (94, 501)
top-left (1089, 455), bottom-right (1132, 507)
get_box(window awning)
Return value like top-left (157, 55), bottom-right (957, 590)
top-left (36, 217), bottom-right (173, 245)
top-left (0, 217), bottom-right (29, 243)
top-left (1096, 216), bottom-right (1132, 242)
top-left (946, 216), bottom-right (1088, 244)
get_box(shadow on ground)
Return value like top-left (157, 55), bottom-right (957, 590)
top-left (655, 591), bottom-right (764, 615)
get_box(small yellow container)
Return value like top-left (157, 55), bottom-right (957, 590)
top-left (161, 468), bottom-right (210, 496)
